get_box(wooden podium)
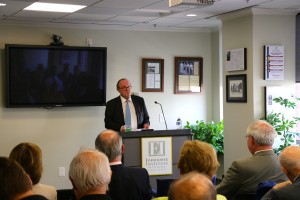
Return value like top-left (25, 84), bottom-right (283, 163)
top-left (119, 129), bottom-right (192, 190)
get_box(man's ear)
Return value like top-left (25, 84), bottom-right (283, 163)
top-left (249, 136), bottom-right (256, 146)
top-left (121, 144), bottom-right (125, 155)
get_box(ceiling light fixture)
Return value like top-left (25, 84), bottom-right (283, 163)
top-left (136, 9), bottom-right (171, 14)
top-left (0, 3), bottom-right (6, 6)
top-left (24, 2), bottom-right (86, 13)
top-left (169, 0), bottom-right (214, 8)
top-left (186, 14), bottom-right (197, 17)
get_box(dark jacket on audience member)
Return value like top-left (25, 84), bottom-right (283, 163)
top-left (20, 195), bottom-right (48, 200)
top-left (79, 194), bottom-right (112, 200)
top-left (261, 176), bottom-right (300, 200)
top-left (108, 164), bottom-right (152, 200)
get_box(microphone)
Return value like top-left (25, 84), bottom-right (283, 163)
top-left (155, 101), bottom-right (168, 130)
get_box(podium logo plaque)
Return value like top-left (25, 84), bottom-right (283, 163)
top-left (141, 137), bottom-right (172, 175)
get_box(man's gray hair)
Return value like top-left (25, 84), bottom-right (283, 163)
top-left (69, 149), bottom-right (111, 193)
top-left (95, 129), bottom-right (122, 161)
top-left (246, 120), bottom-right (277, 146)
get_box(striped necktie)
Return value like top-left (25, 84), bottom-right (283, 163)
top-left (125, 100), bottom-right (131, 125)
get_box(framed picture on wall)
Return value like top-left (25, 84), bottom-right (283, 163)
top-left (174, 57), bottom-right (203, 94)
top-left (225, 48), bottom-right (247, 71)
top-left (142, 58), bottom-right (164, 92)
top-left (226, 74), bottom-right (247, 103)
top-left (264, 45), bottom-right (284, 80)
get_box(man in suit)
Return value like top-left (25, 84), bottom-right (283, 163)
top-left (69, 149), bottom-right (112, 200)
top-left (105, 78), bottom-right (150, 132)
top-left (95, 129), bottom-right (153, 200)
top-left (0, 157), bottom-right (48, 200)
top-left (169, 171), bottom-right (216, 200)
top-left (261, 145), bottom-right (300, 200)
top-left (216, 120), bottom-right (288, 200)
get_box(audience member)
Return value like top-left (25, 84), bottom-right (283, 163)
top-left (178, 140), bottom-right (220, 178)
top-left (69, 149), bottom-right (112, 200)
top-left (95, 129), bottom-right (152, 200)
top-left (9, 142), bottom-right (57, 200)
top-left (0, 156), bottom-right (47, 200)
top-left (216, 120), bottom-right (288, 200)
top-left (104, 78), bottom-right (150, 132)
top-left (168, 171), bottom-right (216, 200)
top-left (177, 140), bottom-right (226, 200)
top-left (261, 145), bottom-right (300, 200)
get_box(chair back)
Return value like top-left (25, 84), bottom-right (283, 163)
top-left (256, 181), bottom-right (276, 200)
top-left (234, 193), bottom-right (256, 200)
top-left (156, 179), bottom-right (176, 197)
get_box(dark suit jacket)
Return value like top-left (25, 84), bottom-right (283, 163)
top-left (108, 164), bottom-right (152, 200)
top-left (105, 95), bottom-right (150, 131)
top-left (21, 195), bottom-right (48, 200)
top-left (261, 176), bottom-right (300, 200)
top-left (216, 150), bottom-right (288, 200)
top-left (80, 194), bottom-right (112, 200)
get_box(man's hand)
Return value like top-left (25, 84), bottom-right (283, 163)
top-left (143, 124), bottom-right (150, 129)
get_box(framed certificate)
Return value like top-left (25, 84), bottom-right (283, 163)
top-left (142, 58), bottom-right (164, 92)
top-left (174, 57), bottom-right (203, 94)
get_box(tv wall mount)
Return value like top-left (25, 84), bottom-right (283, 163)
top-left (50, 34), bottom-right (64, 46)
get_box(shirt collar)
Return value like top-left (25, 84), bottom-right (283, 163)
top-left (254, 149), bottom-right (273, 155)
top-left (120, 95), bottom-right (132, 103)
top-left (110, 161), bottom-right (122, 165)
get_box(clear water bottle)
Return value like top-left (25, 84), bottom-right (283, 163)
top-left (176, 117), bottom-right (182, 129)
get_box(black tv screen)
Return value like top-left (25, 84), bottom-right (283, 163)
top-left (5, 44), bottom-right (107, 108)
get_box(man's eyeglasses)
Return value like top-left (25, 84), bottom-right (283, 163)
top-left (119, 86), bottom-right (132, 90)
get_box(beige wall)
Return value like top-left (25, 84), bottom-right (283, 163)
top-left (222, 10), bottom-right (296, 171)
top-left (0, 25), bottom-right (214, 189)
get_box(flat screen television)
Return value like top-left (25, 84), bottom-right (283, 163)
top-left (5, 44), bottom-right (107, 108)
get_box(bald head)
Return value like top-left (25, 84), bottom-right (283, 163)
top-left (168, 172), bottom-right (216, 200)
top-left (279, 146), bottom-right (300, 181)
top-left (95, 129), bottom-right (123, 162)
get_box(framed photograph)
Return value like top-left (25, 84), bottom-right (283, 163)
top-left (142, 58), bottom-right (164, 92)
top-left (174, 57), bottom-right (203, 94)
top-left (226, 74), bottom-right (247, 103)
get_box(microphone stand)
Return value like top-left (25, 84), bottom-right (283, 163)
top-left (155, 101), bottom-right (168, 130)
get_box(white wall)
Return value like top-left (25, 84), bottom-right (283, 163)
top-left (221, 10), bottom-right (296, 171)
top-left (222, 14), bottom-right (255, 170)
top-left (0, 25), bottom-right (214, 189)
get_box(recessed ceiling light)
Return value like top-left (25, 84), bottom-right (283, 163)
top-left (24, 2), bottom-right (86, 13)
top-left (186, 14), bottom-right (197, 17)
top-left (0, 3), bottom-right (6, 6)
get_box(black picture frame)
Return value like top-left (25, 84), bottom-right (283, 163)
top-left (226, 74), bottom-right (247, 103)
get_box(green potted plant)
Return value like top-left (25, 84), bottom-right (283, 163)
top-left (184, 120), bottom-right (224, 154)
top-left (262, 97), bottom-right (300, 154)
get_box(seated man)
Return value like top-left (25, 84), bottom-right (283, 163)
top-left (0, 156), bottom-right (47, 200)
top-left (216, 120), bottom-right (288, 200)
top-left (168, 172), bottom-right (216, 200)
top-left (69, 149), bottom-right (112, 200)
top-left (261, 146), bottom-right (300, 200)
top-left (95, 129), bottom-right (152, 200)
